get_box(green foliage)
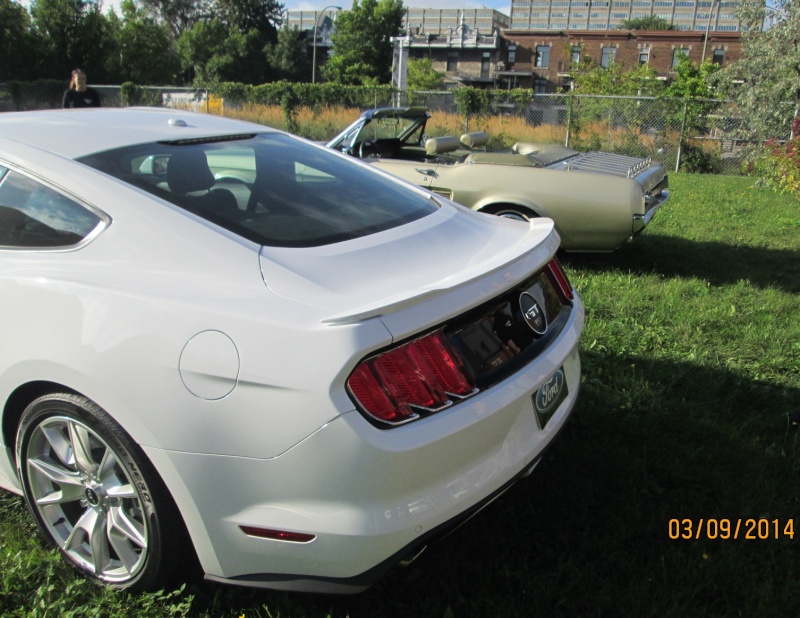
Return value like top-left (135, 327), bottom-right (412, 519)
top-left (119, 81), bottom-right (162, 106)
top-left (265, 26), bottom-right (312, 83)
top-left (6, 79), bottom-right (65, 109)
top-left (716, 0), bottom-right (800, 141)
top-left (107, 0), bottom-right (179, 85)
top-left (212, 81), bottom-right (395, 110)
top-left (177, 18), bottom-right (266, 85)
top-left (324, 0), bottom-right (405, 85)
top-left (212, 0), bottom-right (282, 41)
top-left (663, 53), bottom-right (722, 134)
top-left (572, 59), bottom-right (663, 96)
top-left (619, 15), bottom-right (674, 29)
top-left (749, 117), bottom-right (800, 198)
top-left (0, 0), bottom-right (37, 81)
top-left (29, 0), bottom-right (117, 82)
top-left (406, 58), bottom-right (444, 92)
top-left (663, 53), bottom-right (720, 100)
top-left (454, 87), bottom-right (493, 131)
top-left (138, 0), bottom-right (205, 37)
top-left (679, 141), bottom-right (723, 174)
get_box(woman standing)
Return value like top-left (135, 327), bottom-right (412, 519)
top-left (62, 69), bottom-right (101, 108)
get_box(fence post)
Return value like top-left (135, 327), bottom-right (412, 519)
top-left (565, 94), bottom-right (573, 148)
top-left (675, 98), bottom-right (689, 173)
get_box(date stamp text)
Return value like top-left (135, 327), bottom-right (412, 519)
top-left (668, 518), bottom-right (795, 540)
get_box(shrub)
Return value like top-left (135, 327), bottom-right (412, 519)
top-left (749, 116), bottom-right (800, 198)
top-left (679, 141), bottom-right (723, 174)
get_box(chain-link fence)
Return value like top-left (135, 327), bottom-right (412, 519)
top-left (3, 82), bottom-right (794, 176)
top-left (398, 91), bottom-right (793, 176)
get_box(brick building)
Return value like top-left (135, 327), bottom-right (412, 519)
top-left (496, 29), bottom-right (743, 91)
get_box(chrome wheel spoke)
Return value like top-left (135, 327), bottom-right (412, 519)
top-left (63, 505), bottom-right (112, 576)
top-left (28, 456), bottom-right (83, 489)
top-left (68, 420), bottom-right (99, 476)
top-left (108, 506), bottom-right (146, 573)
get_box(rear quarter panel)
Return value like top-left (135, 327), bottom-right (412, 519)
top-left (433, 163), bottom-right (641, 251)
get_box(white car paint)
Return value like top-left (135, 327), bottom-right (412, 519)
top-left (0, 108), bottom-right (583, 593)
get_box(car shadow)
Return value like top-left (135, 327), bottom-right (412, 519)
top-left (188, 351), bottom-right (800, 615)
top-left (562, 234), bottom-right (800, 294)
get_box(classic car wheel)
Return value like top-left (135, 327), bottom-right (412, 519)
top-left (482, 204), bottom-right (540, 222)
top-left (16, 393), bottom-right (183, 590)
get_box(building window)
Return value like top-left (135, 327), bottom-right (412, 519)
top-left (600, 46), bottom-right (617, 68)
top-left (447, 51), bottom-right (458, 72)
top-left (712, 48), bottom-right (725, 66)
top-left (572, 45), bottom-right (581, 65)
top-left (508, 45), bottom-right (517, 64)
top-left (534, 76), bottom-right (548, 94)
top-left (672, 48), bottom-right (688, 68)
top-left (535, 45), bottom-right (550, 68)
top-left (638, 48), bottom-right (650, 64)
top-left (481, 52), bottom-right (491, 78)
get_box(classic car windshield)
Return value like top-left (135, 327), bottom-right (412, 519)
top-left (79, 133), bottom-right (437, 247)
top-left (356, 115), bottom-right (425, 144)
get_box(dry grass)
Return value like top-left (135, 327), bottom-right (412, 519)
top-left (219, 103), bottom-right (573, 148)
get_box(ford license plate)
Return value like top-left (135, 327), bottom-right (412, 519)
top-left (534, 367), bottom-right (568, 429)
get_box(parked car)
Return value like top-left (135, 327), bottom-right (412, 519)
top-left (326, 107), bottom-right (670, 251)
top-left (0, 108), bottom-right (584, 593)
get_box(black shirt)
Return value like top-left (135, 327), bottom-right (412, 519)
top-left (62, 88), bottom-right (101, 108)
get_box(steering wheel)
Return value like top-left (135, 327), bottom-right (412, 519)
top-left (359, 140), bottom-right (378, 159)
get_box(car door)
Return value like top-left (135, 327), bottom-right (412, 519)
top-left (370, 159), bottom-right (439, 191)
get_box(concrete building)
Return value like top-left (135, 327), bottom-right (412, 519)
top-left (508, 0), bottom-right (744, 32)
top-left (404, 7), bottom-right (510, 35)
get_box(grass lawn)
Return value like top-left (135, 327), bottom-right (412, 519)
top-left (1, 174), bottom-right (799, 617)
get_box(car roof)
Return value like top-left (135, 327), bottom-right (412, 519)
top-left (0, 108), bottom-right (274, 160)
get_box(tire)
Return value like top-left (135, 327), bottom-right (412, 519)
top-left (482, 204), bottom-right (540, 222)
top-left (15, 393), bottom-right (185, 591)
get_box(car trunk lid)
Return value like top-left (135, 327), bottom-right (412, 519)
top-left (258, 204), bottom-right (561, 328)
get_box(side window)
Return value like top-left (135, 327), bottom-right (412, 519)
top-left (0, 167), bottom-right (103, 249)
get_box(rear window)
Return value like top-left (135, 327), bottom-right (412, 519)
top-left (78, 133), bottom-right (438, 247)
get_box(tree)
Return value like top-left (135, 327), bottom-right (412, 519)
top-left (30, 0), bottom-right (115, 81)
top-left (0, 0), bottom-right (39, 81)
top-left (265, 26), bottom-right (311, 82)
top-left (138, 0), bottom-right (210, 38)
top-left (324, 0), bottom-right (405, 85)
top-left (107, 0), bottom-right (180, 85)
top-left (620, 15), bottom-right (674, 30)
top-left (177, 18), bottom-right (265, 84)
top-left (571, 57), bottom-right (663, 96)
top-left (406, 58), bottom-right (444, 91)
top-left (663, 52), bottom-right (719, 99)
top-left (663, 52), bottom-right (721, 136)
top-left (213, 0), bottom-right (283, 40)
top-left (717, 0), bottom-right (800, 140)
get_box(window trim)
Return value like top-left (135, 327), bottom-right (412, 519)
top-left (0, 161), bottom-right (110, 252)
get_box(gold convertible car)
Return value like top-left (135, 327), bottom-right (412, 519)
top-left (326, 107), bottom-right (669, 251)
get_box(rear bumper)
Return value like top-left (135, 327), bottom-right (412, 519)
top-left (143, 299), bottom-right (584, 593)
top-left (633, 188), bottom-right (669, 235)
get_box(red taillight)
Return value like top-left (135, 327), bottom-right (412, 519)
top-left (546, 257), bottom-right (574, 303)
top-left (347, 330), bottom-right (476, 426)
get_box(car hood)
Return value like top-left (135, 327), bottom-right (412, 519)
top-left (258, 202), bottom-right (560, 325)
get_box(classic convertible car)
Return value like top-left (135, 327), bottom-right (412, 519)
top-left (326, 107), bottom-right (669, 252)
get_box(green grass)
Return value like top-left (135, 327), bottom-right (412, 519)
top-left (1, 174), bottom-right (799, 617)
